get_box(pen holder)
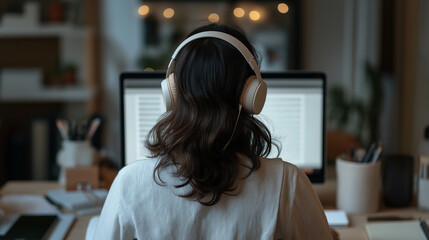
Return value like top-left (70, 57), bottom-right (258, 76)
top-left (336, 157), bottom-right (381, 214)
top-left (57, 140), bottom-right (95, 185)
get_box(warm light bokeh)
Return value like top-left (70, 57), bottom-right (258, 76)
top-left (208, 13), bottom-right (220, 23)
top-left (278, 3), bottom-right (289, 14)
top-left (249, 10), bottom-right (261, 21)
top-left (233, 8), bottom-right (245, 18)
top-left (163, 8), bottom-right (175, 18)
top-left (138, 5), bottom-right (150, 16)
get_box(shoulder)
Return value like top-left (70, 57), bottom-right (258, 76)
top-left (113, 159), bottom-right (158, 187)
top-left (118, 159), bottom-right (157, 175)
top-left (107, 158), bottom-right (161, 212)
top-left (255, 157), bottom-right (306, 191)
top-left (259, 158), bottom-right (311, 198)
top-left (259, 157), bottom-right (301, 179)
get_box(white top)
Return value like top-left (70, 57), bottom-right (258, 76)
top-left (93, 157), bottom-right (332, 240)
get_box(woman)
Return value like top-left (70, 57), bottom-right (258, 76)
top-left (94, 24), bottom-right (332, 239)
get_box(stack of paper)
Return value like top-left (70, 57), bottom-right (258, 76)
top-left (46, 189), bottom-right (108, 215)
top-left (0, 194), bottom-right (60, 215)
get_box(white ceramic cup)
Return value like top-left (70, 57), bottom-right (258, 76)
top-left (56, 140), bottom-right (95, 185)
top-left (336, 157), bottom-right (381, 214)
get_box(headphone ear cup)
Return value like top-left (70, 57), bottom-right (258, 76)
top-left (161, 73), bottom-right (177, 110)
top-left (240, 75), bottom-right (267, 114)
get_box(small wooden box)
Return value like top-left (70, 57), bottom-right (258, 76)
top-left (65, 167), bottom-right (99, 191)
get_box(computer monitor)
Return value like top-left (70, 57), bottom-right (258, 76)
top-left (120, 72), bottom-right (326, 183)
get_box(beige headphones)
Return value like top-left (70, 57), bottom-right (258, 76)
top-left (161, 31), bottom-right (267, 114)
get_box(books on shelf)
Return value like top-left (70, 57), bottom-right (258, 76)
top-left (32, 119), bottom-right (49, 180)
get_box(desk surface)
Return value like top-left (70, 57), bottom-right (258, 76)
top-left (0, 181), bottom-right (96, 240)
top-left (2, 180), bottom-right (429, 240)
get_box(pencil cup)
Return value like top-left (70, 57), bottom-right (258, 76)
top-left (336, 157), bottom-right (381, 214)
top-left (57, 140), bottom-right (95, 185)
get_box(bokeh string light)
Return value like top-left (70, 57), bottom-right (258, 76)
top-left (138, 5), bottom-right (149, 16)
top-left (233, 8), bottom-right (245, 18)
top-left (208, 13), bottom-right (220, 23)
top-left (163, 8), bottom-right (175, 18)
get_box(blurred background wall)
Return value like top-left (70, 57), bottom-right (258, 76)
top-left (0, 0), bottom-right (428, 183)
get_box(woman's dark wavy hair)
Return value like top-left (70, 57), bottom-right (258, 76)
top-left (146, 24), bottom-right (279, 206)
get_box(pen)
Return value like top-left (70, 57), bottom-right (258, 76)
top-left (367, 215), bottom-right (414, 222)
top-left (86, 118), bottom-right (101, 140)
top-left (370, 145), bottom-right (383, 163)
top-left (354, 148), bottom-right (366, 162)
top-left (56, 119), bottom-right (69, 140)
top-left (349, 146), bottom-right (355, 161)
top-left (69, 120), bottom-right (77, 140)
top-left (362, 143), bottom-right (376, 163)
top-left (420, 218), bottom-right (429, 240)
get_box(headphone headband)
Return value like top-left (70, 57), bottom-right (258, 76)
top-left (166, 31), bottom-right (262, 83)
top-left (162, 30), bottom-right (267, 114)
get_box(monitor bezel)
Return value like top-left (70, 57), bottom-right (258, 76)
top-left (120, 71), bottom-right (326, 183)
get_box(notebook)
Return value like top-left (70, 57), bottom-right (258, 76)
top-left (324, 210), bottom-right (349, 227)
top-left (366, 220), bottom-right (429, 240)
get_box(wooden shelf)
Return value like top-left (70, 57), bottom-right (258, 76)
top-left (0, 25), bottom-right (90, 38)
top-left (0, 86), bottom-right (95, 102)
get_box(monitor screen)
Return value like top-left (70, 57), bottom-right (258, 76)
top-left (120, 72), bottom-right (325, 183)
